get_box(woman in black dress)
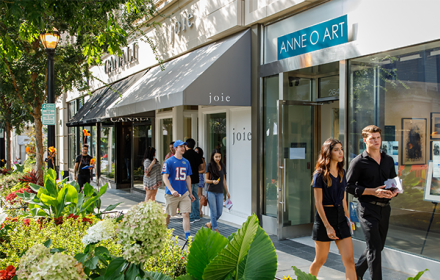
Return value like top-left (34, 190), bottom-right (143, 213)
top-left (309, 138), bottom-right (356, 280)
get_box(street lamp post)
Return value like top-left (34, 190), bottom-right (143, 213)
top-left (40, 29), bottom-right (60, 170)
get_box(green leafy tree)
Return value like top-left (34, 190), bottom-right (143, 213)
top-left (0, 0), bottom-right (161, 182)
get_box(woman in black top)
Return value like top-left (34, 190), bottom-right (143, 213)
top-left (309, 138), bottom-right (356, 280)
top-left (204, 149), bottom-right (230, 233)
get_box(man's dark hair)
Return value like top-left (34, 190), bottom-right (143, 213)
top-left (186, 138), bottom-right (195, 149)
top-left (83, 145), bottom-right (89, 148)
top-left (170, 141), bottom-right (175, 146)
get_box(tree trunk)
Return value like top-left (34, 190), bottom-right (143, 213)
top-left (34, 108), bottom-right (45, 185)
top-left (5, 121), bottom-right (11, 170)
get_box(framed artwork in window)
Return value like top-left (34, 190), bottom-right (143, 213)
top-left (401, 118), bottom-right (426, 165)
top-left (430, 113), bottom-right (440, 139)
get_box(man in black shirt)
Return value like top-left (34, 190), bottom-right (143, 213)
top-left (346, 125), bottom-right (398, 280)
top-left (183, 138), bottom-right (203, 223)
top-left (74, 145), bottom-right (94, 190)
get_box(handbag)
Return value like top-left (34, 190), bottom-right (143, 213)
top-left (200, 184), bottom-right (209, 206)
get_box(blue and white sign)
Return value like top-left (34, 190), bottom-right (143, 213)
top-left (277, 15), bottom-right (348, 60)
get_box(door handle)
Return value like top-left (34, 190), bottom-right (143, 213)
top-left (283, 158), bottom-right (287, 212)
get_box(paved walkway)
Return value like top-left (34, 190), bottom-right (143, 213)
top-left (99, 188), bottom-right (427, 279)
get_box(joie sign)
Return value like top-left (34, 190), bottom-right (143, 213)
top-left (277, 15), bottom-right (348, 60)
top-left (104, 43), bottom-right (138, 74)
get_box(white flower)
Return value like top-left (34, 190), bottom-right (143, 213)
top-left (0, 208), bottom-right (7, 225)
top-left (117, 201), bottom-right (167, 264)
top-left (17, 244), bottom-right (50, 279)
top-left (82, 219), bottom-right (116, 245)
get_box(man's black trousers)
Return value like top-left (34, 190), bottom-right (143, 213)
top-left (77, 174), bottom-right (91, 190)
top-left (356, 202), bottom-right (391, 280)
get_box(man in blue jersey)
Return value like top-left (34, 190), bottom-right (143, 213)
top-left (162, 140), bottom-right (196, 239)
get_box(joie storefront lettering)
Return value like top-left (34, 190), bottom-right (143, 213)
top-left (277, 15), bottom-right (348, 60)
top-left (232, 128), bottom-right (251, 145)
top-left (104, 43), bottom-right (138, 74)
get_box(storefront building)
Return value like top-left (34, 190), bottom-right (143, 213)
top-left (258, 0), bottom-right (440, 277)
top-left (57, 0), bottom-right (440, 276)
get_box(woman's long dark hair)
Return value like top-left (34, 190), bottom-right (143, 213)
top-left (311, 138), bottom-right (344, 187)
top-left (195, 147), bottom-right (204, 158)
top-left (143, 146), bottom-right (156, 162)
top-left (207, 149), bottom-right (225, 179)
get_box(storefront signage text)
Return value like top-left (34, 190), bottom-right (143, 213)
top-left (104, 43), bottom-right (138, 74)
top-left (173, 13), bottom-right (194, 35)
top-left (209, 93), bottom-right (230, 104)
top-left (232, 128), bottom-right (251, 145)
top-left (110, 117), bottom-right (148, 122)
top-left (277, 15), bottom-right (348, 60)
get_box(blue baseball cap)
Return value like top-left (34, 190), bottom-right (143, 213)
top-left (173, 140), bottom-right (187, 149)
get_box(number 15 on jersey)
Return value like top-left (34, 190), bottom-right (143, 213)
top-left (175, 167), bottom-right (187, 181)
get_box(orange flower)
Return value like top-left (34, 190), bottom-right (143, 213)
top-left (25, 146), bottom-right (31, 154)
top-left (49, 146), bottom-right (57, 154)
top-left (83, 129), bottom-right (90, 137)
top-left (90, 158), bottom-right (96, 165)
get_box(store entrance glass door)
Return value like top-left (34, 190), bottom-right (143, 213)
top-left (277, 100), bottom-right (317, 240)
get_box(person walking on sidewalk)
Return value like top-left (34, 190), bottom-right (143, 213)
top-left (183, 138), bottom-right (204, 223)
top-left (346, 125), bottom-right (398, 280)
top-left (195, 147), bottom-right (207, 217)
top-left (204, 149), bottom-right (230, 233)
top-left (162, 140), bottom-right (196, 239)
top-left (164, 141), bottom-right (175, 161)
top-left (74, 145), bottom-right (94, 191)
top-left (309, 138), bottom-right (356, 280)
top-left (143, 146), bottom-right (162, 201)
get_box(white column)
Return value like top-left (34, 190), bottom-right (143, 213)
top-left (172, 106), bottom-right (184, 141)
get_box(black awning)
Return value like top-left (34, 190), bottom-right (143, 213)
top-left (66, 70), bottom-right (146, 127)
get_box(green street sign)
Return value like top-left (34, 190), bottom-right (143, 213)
top-left (42, 103), bottom-right (56, 125)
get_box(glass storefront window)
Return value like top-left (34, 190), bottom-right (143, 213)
top-left (318, 75), bottom-right (339, 98)
top-left (100, 125), bottom-right (116, 181)
top-left (161, 118), bottom-right (173, 162)
top-left (207, 113), bottom-right (227, 168)
top-left (263, 75), bottom-right (279, 217)
top-left (348, 42), bottom-right (440, 261)
top-left (133, 124), bottom-right (152, 191)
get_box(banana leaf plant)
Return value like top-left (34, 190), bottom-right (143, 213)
top-left (16, 168), bottom-right (117, 218)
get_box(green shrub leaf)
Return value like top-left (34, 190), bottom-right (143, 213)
top-left (75, 253), bottom-right (89, 263)
top-left (407, 269), bottom-right (429, 280)
top-left (187, 227), bottom-right (229, 279)
top-left (103, 202), bottom-right (122, 212)
top-left (125, 263), bottom-right (140, 279)
top-left (85, 256), bottom-right (99, 270)
top-left (144, 271), bottom-right (173, 280)
top-left (202, 214), bottom-right (259, 280)
top-left (43, 239), bottom-right (52, 248)
top-left (29, 183), bottom-right (41, 192)
top-left (83, 183), bottom-right (94, 197)
top-left (237, 226), bottom-right (277, 279)
top-left (45, 174), bottom-right (58, 197)
top-left (292, 266), bottom-right (317, 280)
top-left (104, 257), bottom-right (128, 278)
top-left (175, 275), bottom-right (197, 280)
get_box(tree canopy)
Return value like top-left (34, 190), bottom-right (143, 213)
top-left (0, 0), bottom-right (160, 179)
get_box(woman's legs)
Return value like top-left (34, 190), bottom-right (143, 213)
top-left (145, 189), bottom-right (158, 201)
top-left (198, 187), bottom-right (204, 217)
top-left (335, 237), bottom-right (356, 280)
top-left (207, 192), bottom-right (218, 230)
top-left (215, 192), bottom-right (223, 221)
top-left (309, 241), bottom-right (331, 277)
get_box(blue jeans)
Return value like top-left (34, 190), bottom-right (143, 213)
top-left (207, 191), bottom-right (223, 230)
top-left (189, 184), bottom-right (200, 220)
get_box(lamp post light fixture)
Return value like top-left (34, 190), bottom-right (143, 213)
top-left (40, 28), bottom-right (60, 171)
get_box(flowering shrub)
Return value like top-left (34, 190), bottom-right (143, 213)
top-left (18, 170), bottom-right (40, 185)
top-left (16, 244), bottom-right (50, 279)
top-left (117, 201), bottom-right (167, 264)
top-left (0, 217), bottom-right (122, 269)
top-left (0, 265), bottom-right (15, 280)
top-left (4, 186), bottom-right (32, 206)
top-left (82, 219), bottom-right (116, 245)
top-left (144, 229), bottom-right (190, 278)
top-left (17, 244), bottom-right (86, 280)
